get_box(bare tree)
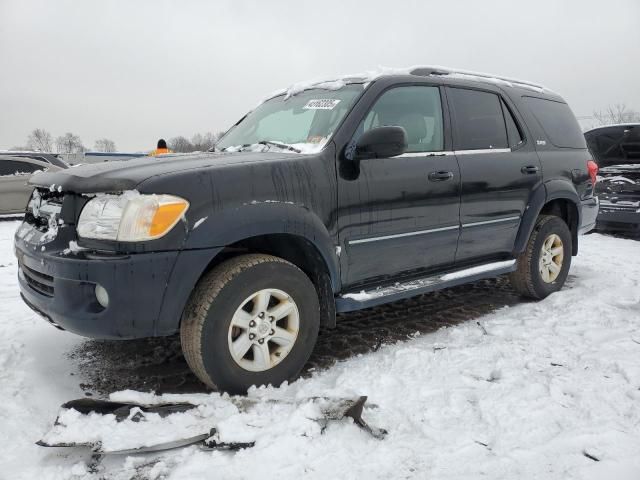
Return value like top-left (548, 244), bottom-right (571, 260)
top-left (191, 132), bottom-right (218, 151)
top-left (168, 136), bottom-right (194, 153)
top-left (94, 138), bottom-right (117, 152)
top-left (55, 132), bottom-right (85, 154)
top-left (26, 128), bottom-right (54, 152)
top-left (593, 104), bottom-right (640, 126)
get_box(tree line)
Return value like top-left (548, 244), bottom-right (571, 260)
top-left (12, 129), bottom-right (226, 154)
top-left (592, 104), bottom-right (640, 126)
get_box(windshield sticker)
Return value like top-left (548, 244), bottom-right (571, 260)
top-left (303, 99), bottom-right (341, 110)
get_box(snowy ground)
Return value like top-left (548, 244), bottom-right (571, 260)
top-left (1, 219), bottom-right (640, 480)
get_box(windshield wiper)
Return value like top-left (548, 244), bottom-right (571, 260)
top-left (258, 140), bottom-right (302, 153)
top-left (220, 142), bottom-right (302, 154)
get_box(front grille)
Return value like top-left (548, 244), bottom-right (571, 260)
top-left (20, 262), bottom-right (55, 297)
top-left (600, 204), bottom-right (638, 212)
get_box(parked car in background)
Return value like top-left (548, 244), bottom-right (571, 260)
top-left (14, 66), bottom-right (597, 393)
top-left (0, 152), bottom-right (68, 216)
top-left (585, 124), bottom-right (640, 234)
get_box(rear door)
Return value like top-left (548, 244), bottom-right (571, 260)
top-left (337, 84), bottom-right (461, 287)
top-left (446, 87), bottom-right (542, 263)
top-left (0, 159), bottom-right (45, 214)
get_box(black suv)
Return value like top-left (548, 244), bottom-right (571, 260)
top-left (585, 124), bottom-right (640, 234)
top-left (14, 67), bottom-right (598, 393)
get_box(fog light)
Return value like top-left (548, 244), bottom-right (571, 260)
top-left (95, 284), bottom-right (109, 309)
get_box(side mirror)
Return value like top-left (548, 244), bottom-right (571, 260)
top-left (355, 126), bottom-right (407, 160)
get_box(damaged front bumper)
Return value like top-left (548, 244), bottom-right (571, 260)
top-left (15, 222), bottom-right (180, 339)
top-left (15, 219), bottom-right (221, 339)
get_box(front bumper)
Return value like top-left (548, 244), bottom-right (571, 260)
top-left (596, 207), bottom-right (640, 232)
top-left (15, 222), bottom-right (222, 339)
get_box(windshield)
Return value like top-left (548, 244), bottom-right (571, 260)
top-left (216, 84), bottom-right (364, 154)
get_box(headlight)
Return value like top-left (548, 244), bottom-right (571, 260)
top-left (77, 191), bottom-right (189, 241)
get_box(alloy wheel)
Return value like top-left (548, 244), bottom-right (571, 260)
top-left (539, 233), bottom-right (564, 283)
top-left (227, 288), bottom-right (300, 372)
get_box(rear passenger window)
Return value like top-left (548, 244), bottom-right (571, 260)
top-left (523, 97), bottom-right (586, 149)
top-left (448, 88), bottom-right (508, 150)
top-left (361, 86), bottom-right (444, 153)
top-left (0, 160), bottom-right (43, 176)
top-left (501, 99), bottom-right (524, 148)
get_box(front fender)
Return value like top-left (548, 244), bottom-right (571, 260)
top-left (184, 201), bottom-right (340, 290)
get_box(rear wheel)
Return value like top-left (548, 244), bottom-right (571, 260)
top-left (509, 215), bottom-right (572, 299)
top-left (180, 254), bottom-right (320, 394)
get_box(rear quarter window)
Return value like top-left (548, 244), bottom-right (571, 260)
top-left (523, 97), bottom-right (586, 149)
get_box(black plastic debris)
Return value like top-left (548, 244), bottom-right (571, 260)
top-left (37, 395), bottom-right (387, 455)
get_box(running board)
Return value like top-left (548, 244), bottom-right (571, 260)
top-left (335, 260), bottom-right (517, 313)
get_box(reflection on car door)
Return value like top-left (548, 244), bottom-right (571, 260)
top-left (445, 87), bottom-right (542, 263)
top-left (337, 85), bottom-right (461, 287)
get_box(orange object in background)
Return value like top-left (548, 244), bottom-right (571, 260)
top-left (148, 139), bottom-right (172, 156)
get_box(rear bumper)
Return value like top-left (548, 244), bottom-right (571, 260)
top-left (578, 197), bottom-right (599, 234)
top-left (15, 223), bottom-right (222, 339)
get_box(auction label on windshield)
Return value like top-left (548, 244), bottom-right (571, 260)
top-left (303, 99), bottom-right (341, 110)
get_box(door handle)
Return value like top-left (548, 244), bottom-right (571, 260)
top-left (428, 171), bottom-right (454, 181)
top-left (521, 165), bottom-right (539, 174)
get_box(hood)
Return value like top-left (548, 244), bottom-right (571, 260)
top-left (28, 151), bottom-right (296, 193)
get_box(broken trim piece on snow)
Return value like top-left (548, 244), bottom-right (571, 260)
top-left (37, 395), bottom-right (387, 455)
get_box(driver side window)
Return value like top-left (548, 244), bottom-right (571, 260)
top-left (362, 86), bottom-right (444, 153)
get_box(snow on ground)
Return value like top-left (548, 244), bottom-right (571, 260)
top-left (1, 219), bottom-right (639, 479)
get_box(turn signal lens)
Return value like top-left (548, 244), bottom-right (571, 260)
top-left (587, 160), bottom-right (598, 185)
top-left (149, 201), bottom-right (190, 237)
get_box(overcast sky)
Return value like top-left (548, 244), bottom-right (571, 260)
top-left (1, 0), bottom-right (639, 151)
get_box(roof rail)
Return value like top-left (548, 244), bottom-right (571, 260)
top-left (410, 65), bottom-right (550, 93)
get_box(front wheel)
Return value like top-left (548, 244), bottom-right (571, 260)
top-left (509, 215), bottom-right (572, 299)
top-left (180, 254), bottom-right (320, 394)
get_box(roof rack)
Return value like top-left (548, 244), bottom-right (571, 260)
top-left (409, 65), bottom-right (549, 93)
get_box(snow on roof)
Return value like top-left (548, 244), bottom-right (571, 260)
top-left (261, 65), bottom-right (552, 103)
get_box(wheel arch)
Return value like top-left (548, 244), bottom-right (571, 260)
top-left (160, 209), bottom-right (340, 337)
top-left (209, 233), bottom-right (338, 328)
top-left (514, 181), bottom-right (581, 256)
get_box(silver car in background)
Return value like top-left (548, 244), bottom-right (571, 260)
top-left (0, 153), bottom-right (68, 216)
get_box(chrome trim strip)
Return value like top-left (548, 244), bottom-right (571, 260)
top-left (348, 225), bottom-right (459, 245)
top-left (398, 151), bottom-right (455, 157)
top-left (348, 216), bottom-right (521, 245)
top-left (462, 216), bottom-right (521, 228)
top-left (397, 148), bottom-right (511, 158)
top-left (454, 148), bottom-right (511, 155)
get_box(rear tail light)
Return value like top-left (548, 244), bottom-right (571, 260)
top-left (587, 160), bottom-right (598, 185)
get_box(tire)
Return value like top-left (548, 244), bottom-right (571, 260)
top-left (509, 215), bottom-right (572, 299)
top-left (180, 254), bottom-right (320, 394)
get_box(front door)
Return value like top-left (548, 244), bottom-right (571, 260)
top-left (445, 87), bottom-right (542, 263)
top-left (337, 85), bottom-right (461, 288)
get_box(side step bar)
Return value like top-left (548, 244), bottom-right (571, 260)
top-left (335, 260), bottom-right (517, 313)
